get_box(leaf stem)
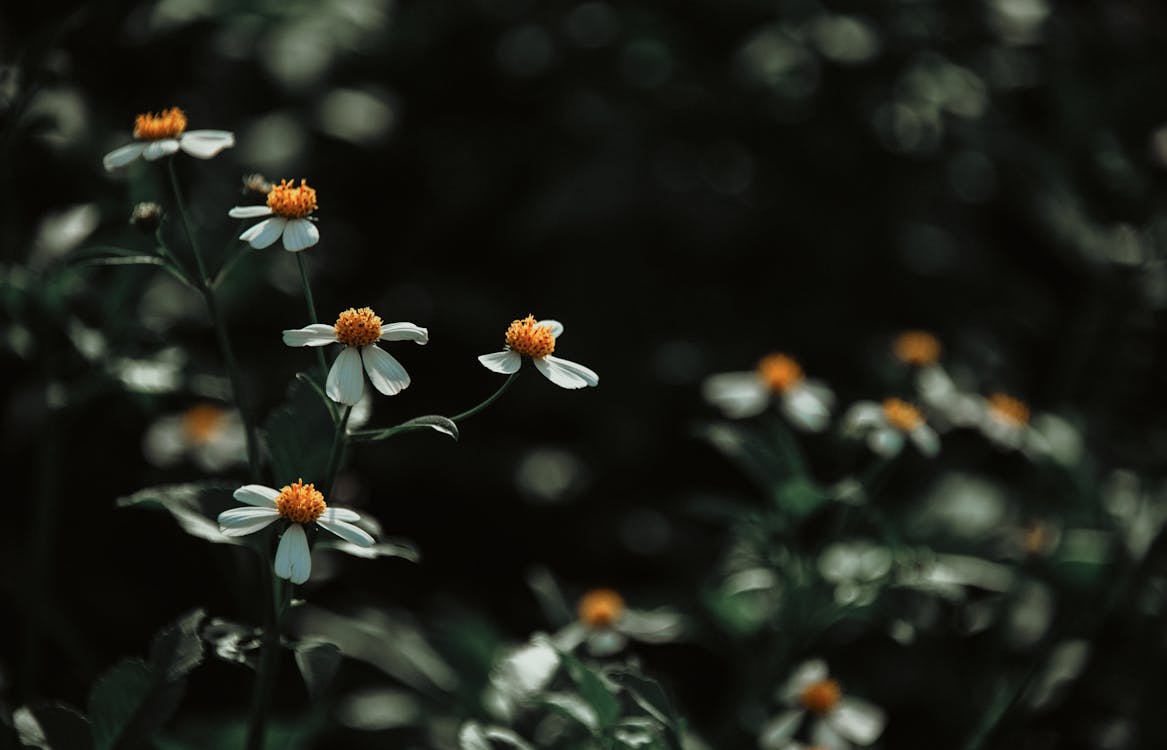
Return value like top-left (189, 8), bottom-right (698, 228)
top-left (324, 405), bottom-right (352, 497)
top-left (245, 550), bottom-right (282, 750)
top-left (452, 371), bottom-right (520, 423)
top-left (295, 252), bottom-right (329, 383)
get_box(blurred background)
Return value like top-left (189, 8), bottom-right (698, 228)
top-left (2, 0), bottom-right (1167, 747)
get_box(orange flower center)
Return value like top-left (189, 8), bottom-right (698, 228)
top-left (882, 397), bottom-right (923, 431)
top-left (1023, 521), bottom-right (1053, 556)
top-left (275, 479), bottom-right (326, 524)
top-left (756, 353), bottom-right (804, 393)
top-left (799, 678), bottom-right (842, 715)
top-left (988, 393), bottom-right (1030, 426)
top-left (133, 107), bottom-right (188, 140)
top-left (577, 588), bottom-right (625, 628)
top-left (893, 330), bottom-right (941, 366)
top-left (267, 179), bottom-right (319, 219)
top-left (334, 307), bottom-right (383, 347)
top-left (181, 404), bottom-right (226, 445)
top-left (505, 315), bottom-right (556, 358)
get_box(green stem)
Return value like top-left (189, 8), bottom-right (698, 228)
top-left (324, 405), bottom-right (352, 496)
top-left (295, 252), bottom-right (329, 382)
top-left (167, 159), bottom-right (210, 285)
top-left (245, 551), bottom-right (282, 750)
top-left (452, 371), bottom-right (520, 423)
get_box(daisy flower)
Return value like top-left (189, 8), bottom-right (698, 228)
top-left (553, 588), bottom-right (684, 657)
top-left (843, 397), bottom-right (939, 457)
top-left (103, 107), bottom-right (234, 170)
top-left (283, 306), bottom-right (428, 405)
top-left (891, 329), bottom-right (941, 368)
top-left (759, 659), bottom-right (886, 750)
top-left (229, 178), bottom-right (320, 252)
top-left (478, 315), bottom-right (598, 389)
top-left (142, 402), bottom-right (246, 472)
top-left (217, 480), bottom-right (374, 584)
top-left (976, 392), bottom-right (1048, 455)
top-left (702, 353), bottom-right (835, 431)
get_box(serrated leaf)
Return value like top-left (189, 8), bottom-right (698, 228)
top-left (263, 376), bottom-right (334, 485)
top-left (558, 651), bottom-right (620, 730)
top-left (13, 703), bottom-right (93, 750)
top-left (116, 483), bottom-right (240, 545)
top-left (148, 609), bottom-right (206, 683)
top-left (293, 641), bottom-right (342, 699)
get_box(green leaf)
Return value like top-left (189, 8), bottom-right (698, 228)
top-left (87, 659), bottom-right (155, 750)
top-left (774, 477), bottom-right (827, 519)
top-left (608, 669), bottom-right (684, 745)
top-left (148, 609), bottom-right (206, 683)
top-left (315, 538), bottom-right (420, 562)
top-left (201, 618), bottom-right (261, 670)
top-left (558, 650), bottom-right (620, 730)
top-left (116, 483), bottom-right (241, 546)
top-left (351, 415), bottom-right (459, 443)
top-left (263, 376), bottom-right (334, 485)
top-left (293, 642), bottom-right (343, 699)
top-left (13, 703), bottom-right (93, 750)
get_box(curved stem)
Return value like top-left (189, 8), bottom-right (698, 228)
top-left (452, 371), bottom-right (520, 423)
top-left (295, 252), bottom-right (329, 382)
top-left (324, 405), bottom-right (352, 496)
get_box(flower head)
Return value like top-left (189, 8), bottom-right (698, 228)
top-left (228, 178), bottom-right (321, 252)
top-left (142, 403), bottom-right (247, 472)
top-left (552, 586), bottom-right (683, 657)
top-left (103, 107), bottom-right (234, 169)
top-left (478, 315), bottom-right (598, 389)
top-left (702, 352), bottom-right (835, 431)
top-left (283, 308), bottom-right (429, 405)
top-left (843, 397), bottom-right (939, 457)
top-left (976, 391), bottom-right (1052, 456)
top-left (892, 330), bottom-right (941, 367)
top-left (217, 480), bottom-right (375, 584)
top-left (759, 660), bottom-right (885, 750)
top-left (578, 588), bottom-right (625, 628)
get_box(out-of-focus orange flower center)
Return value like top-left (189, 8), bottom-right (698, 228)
top-left (1023, 521), bottom-right (1054, 556)
top-left (267, 179), bottom-right (319, 219)
top-left (756, 353), bottom-right (804, 393)
top-left (181, 404), bottom-right (226, 445)
top-left (334, 307), bottom-right (383, 347)
top-left (988, 393), bottom-right (1030, 426)
top-left (882, 397), bottom-right (923, 431)
top-left (133, 107), bottom-right (187, 140)
top-left (799, 678), bottom-right (842, 715)
top-left (505, 315), bottom-right (556, 358)
top-left (893, 330), bottom-right (941, 366)
top-left (578, 588), bottom-right (625, 628)
top-left (275, 480), bottom-right (326, 524)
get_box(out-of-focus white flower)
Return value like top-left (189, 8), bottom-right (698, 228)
top-left (484, 635), bottom-right (562, 720)
top-left (478, 315), bottom-right (598, 389)
top-left (891, 330), bottom-right (941, 368)
top-left (230, 178), bottom-right (320, 252)
top-left (975, 392), bottom-right (1053, 457)
top-left (553, 588), bottom-right (684, 657)
top-left (142, 403), bottom-right (246, 471)
top-left (702, 353), bottom-right (835, 431)
top-left (103, 107), bottom-right (234, 169)
top-left (818, 541), bottom-right (893, 607)
top-left (843, 397), bottom-right (939, 457)
top-left (217, 480), bottom-right (374, 584)
top-left (283, 307), bottom-right (428, 405)
top-left (759, 659), bottom-right (886, 750)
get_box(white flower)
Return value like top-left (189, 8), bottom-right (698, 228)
top-left (283, 306), bottom-right (428, 406)
top-left (217, 480), bottom-right (374, 584)
top-left (229, 178), bottom-right (320, 252)
top-left (842, 398), bottom-right (939, 457)
top-left (974, 392), bottom-right (1052, 457)
top-left (103, 107), bottom-right (234, 169)
top-left (478, 315), bottom-right (598, 389)
top-left (552, 588), bottom-right (684, 657)
top-left (759, 660), bottom-right (886, 750)
top-left (142, 403), bottom-right (246, 471)
top-left (702, 353), bottom-right (835, 431)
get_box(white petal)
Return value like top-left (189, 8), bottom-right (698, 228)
top-left (617, 609), bottom-right (684, 642)
top-left (318, 518), bottom-right (375, 547)
top-left (758, 710), bottom-right (805, 750)
top-left (781, 659), bottom-right (830, 703)
top-left (701, 372), bottom-right (769, 418)
top-left (869, 427), bottom-right (905, 456)
top-left (321, 507), bottom-right (360, 523)
top-left (829, 698), bottom-right (886, 745)
top-left (533, 355), bottom-right (598, 389)
top-left (282, 218), bottom-right (320, 252)
top-left (218, 507), bottom-right (280, 536)
top-left (843, 402), bottom-right (884, 433)
top-left (240, 217), bottom-right (287, 249)
top-left (102, 142), bottom-right (145, 170)
top-left (585, 629), bottom-right (627, 657)
top-left (478, 350), bottom-right (521, 374)
top-left (783, 385), bottom-right (833, 432)
top-left (326, 346), bottom-right (366, 405)
top-left (282, 324), bottom-right (337, 347)
top-left (142, 139), bottom-right (181, 160)
top-left (810, 718), bottom-right (849, 750)
top-left (228, 205), bottom-right (273, 219)
top-left (233, 484), bottom-right (279, 507)
top-left (379, 322), bottom-right (429, 344)
top-left (910, 425), bottom-right (941, 456)
top-left (537, 319), bottom-right (564, 338)
top-left (274, 523), bottom-right (312, 584)
top-left (361, 344), bottom-right (410, 396)
top-left (178, 130), bottom-right (235, 158)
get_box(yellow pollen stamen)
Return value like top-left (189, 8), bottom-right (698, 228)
top-left (275, 479), bottom-right (326, 524)
top-left (334, 307), bottom-right (383, 348)
top-left (799, 678), bottom-right (842, 715)
top-left (133, 107), bottom-right (187, 140)
top-left (578, 588), bottom-right (625, 628)
top-left (893, 330), bottom-right (941, 366)
top-left (266, 179), bottom-right (319, 219)
top-left (882, 397), bottom-right (924, 431)
top-left (505, 315), bottom-right (556, 358)
top-left (756, 353), bottom-right (804, 394)
top-left (1023, 522), bottom-right (1052, 556)
top-left (181, 404), bottom-right (226, 445)
top-left (988, 393), bottom-right (1030, 426)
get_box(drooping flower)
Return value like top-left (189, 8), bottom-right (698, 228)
top-left (229, 178), bottom-right (320, 252)
top-left (217, 480), bottom-right (374, 584)
top-left (553, 587), bottom-right (684, 656)
top-left (759, 660), bottom-right (886, 750)
top-left (478, 315), bottom-right (598, 389)
top-left (103, 107), bottom-right (234, 169)
top-left (283, 307), bottom-right (428, 405)
top-left (142, 402), bottom-right (247, 472)
top-left (702, 353), bottom-right (835, 431)
top-left (842, 397), bottom-right (939, 457)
